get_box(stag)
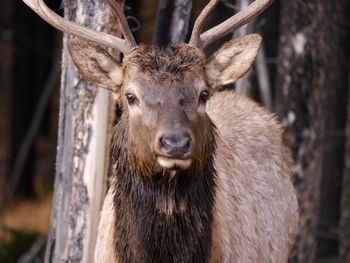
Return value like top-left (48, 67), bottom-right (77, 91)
top-left (24, 0), bottom-right (299, 262)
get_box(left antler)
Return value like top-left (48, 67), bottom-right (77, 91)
top-left (23, 0), bottom-right (137, 54)
top-left (189, 0), bottom-right (272, 48)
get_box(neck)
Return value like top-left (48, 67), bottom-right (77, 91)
top-left (111, 122), bottom-right (217, 262)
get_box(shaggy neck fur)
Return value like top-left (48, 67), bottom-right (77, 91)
top-left (111, 119), bottom-right (217, 263)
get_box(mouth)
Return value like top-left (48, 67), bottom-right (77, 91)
top-left (156, 156), bottom-right (192, 170)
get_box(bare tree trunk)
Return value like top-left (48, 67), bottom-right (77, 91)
top-left (44, 0), bottom-right (118, 262)
top-left (276, 0), bottom-right (350, 262)
top-left (341, 61), bottom-right (350, 263)
top-left (313, 1), bottom-right (349, 259)
top-left (152, 0), bottom-right (173, 46)
top-left (169, 0), bottom-right (192, 43)
top-left (153, 0), bottom-right (192, 46)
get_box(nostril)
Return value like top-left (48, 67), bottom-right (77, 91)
top-left (183, 137), bottom-right (191, 151)
top-left (161, 136), bottom-right (191, 149)
top-left (160, 136), bottom-right (171, 150)
top-left (159, 134), bottom-right (192, 157)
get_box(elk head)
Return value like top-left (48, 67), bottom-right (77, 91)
top-left (23, 0), bottom-right (271, 177)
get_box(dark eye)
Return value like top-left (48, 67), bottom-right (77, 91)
top-left (199, 90), bottom-right (209, 103)
top-left (126, 93), bottom-right (137, 105)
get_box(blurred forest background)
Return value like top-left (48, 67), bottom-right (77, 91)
top-left (0, 0), bottom-right (349, 262)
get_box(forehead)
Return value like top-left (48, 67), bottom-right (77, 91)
top-left (124, 44), bottom-right (205, 79)
top-left (132, 77), bottom-right (198, 104)
top-left (123, 44), bottom-right (206, 98)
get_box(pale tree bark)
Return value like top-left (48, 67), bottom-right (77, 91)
top-left (169, 0), bottom-right (192, 43)
top-left (276, 0), bottom-right (350, 262)
top-left (44, 0), bottom-right (119, 262)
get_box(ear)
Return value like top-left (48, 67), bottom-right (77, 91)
top-left (67, 38), bottom-right (123, 93)
top-left (205, 34), bottom-right (262, 88)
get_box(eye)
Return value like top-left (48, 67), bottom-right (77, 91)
top-left (199, 90), bottom-right (209, 103)
top-left (126, 93), bottom-right (138, 105)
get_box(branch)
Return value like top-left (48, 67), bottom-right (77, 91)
top-left (18, 236), bottom-right (46, 263)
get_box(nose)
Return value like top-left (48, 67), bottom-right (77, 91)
top-left (158, 132), bottom-right (192, 158)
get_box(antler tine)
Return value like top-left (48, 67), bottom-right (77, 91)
top-left (189, 0), bottom-right (219, 47)
top-left (190, 0), bottom-right (273, 49)
top-left (201, 0), bottom-right (272, 48)
top-left (108, 0), bottom-right (137, 48)
top-left (23, 0), bottom-right (134, 54)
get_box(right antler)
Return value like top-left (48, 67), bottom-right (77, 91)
top-left (107, 0), bottom-right (137, 48)
top-left (189, 0), bottom-right (272, 48)
top-left (23, 0), bottom-right (137, 54)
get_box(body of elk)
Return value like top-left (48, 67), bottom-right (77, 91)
top-left (24, 0), bottom-right (299, 262)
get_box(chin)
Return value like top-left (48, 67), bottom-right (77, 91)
top-left (156, 156), bottom-right (192, 170)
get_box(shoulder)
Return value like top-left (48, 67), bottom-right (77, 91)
top-left (206, 90), bottom-right (283, 141)
top-left (206, 90), bottom-right (293, 179)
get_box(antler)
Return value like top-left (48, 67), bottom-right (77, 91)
top-left (23, 0), bottom-right (137, 54)
top-left (107, 0), bottom-right (137, 48)
top-left (189, 0), bottom-right (272, 48)
top-left (189, 0), bottom-right (219, 47)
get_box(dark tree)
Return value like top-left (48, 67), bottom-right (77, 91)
top-left (0, 0), bottom-right (14, 209)
top-left (153, 0), bottom-right (193, 46)
top-left (276, 0), bottom-right (350, 262)
top-left (341, 62), bottom-right (350, 262)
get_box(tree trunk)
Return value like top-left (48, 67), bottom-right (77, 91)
top-left (340, 61), bottom-right (350, 263)
top-left (153, 0), bottom-right (192, 46)
top-left (169, 0), bottom-right (192, 43)
top-left (0, 0), bottom-right (13, 211)
top-left (152, 0), bottom-right (173, 46)
top-left (234, 0), bottom-right (254, 97)
top-left (276, 0), bottom-right (350, 262)
top-left (313, 1), bottom-right (349, 258)
top-left (44, 0), bottom-right (118, 262)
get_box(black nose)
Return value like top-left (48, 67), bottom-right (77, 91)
top-left (159, 133), bottom-right (192, 158)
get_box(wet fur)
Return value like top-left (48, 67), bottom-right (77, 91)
top-left (110, 117), bottom-right (217, 262)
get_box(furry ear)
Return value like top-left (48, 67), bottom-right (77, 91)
top-left (205, 34), bottom-right (262, 88)
top-left (67, 38), bottom-right (123, 93)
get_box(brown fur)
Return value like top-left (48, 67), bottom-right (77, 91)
top-left (124, 44), bottom-right (205, 78)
